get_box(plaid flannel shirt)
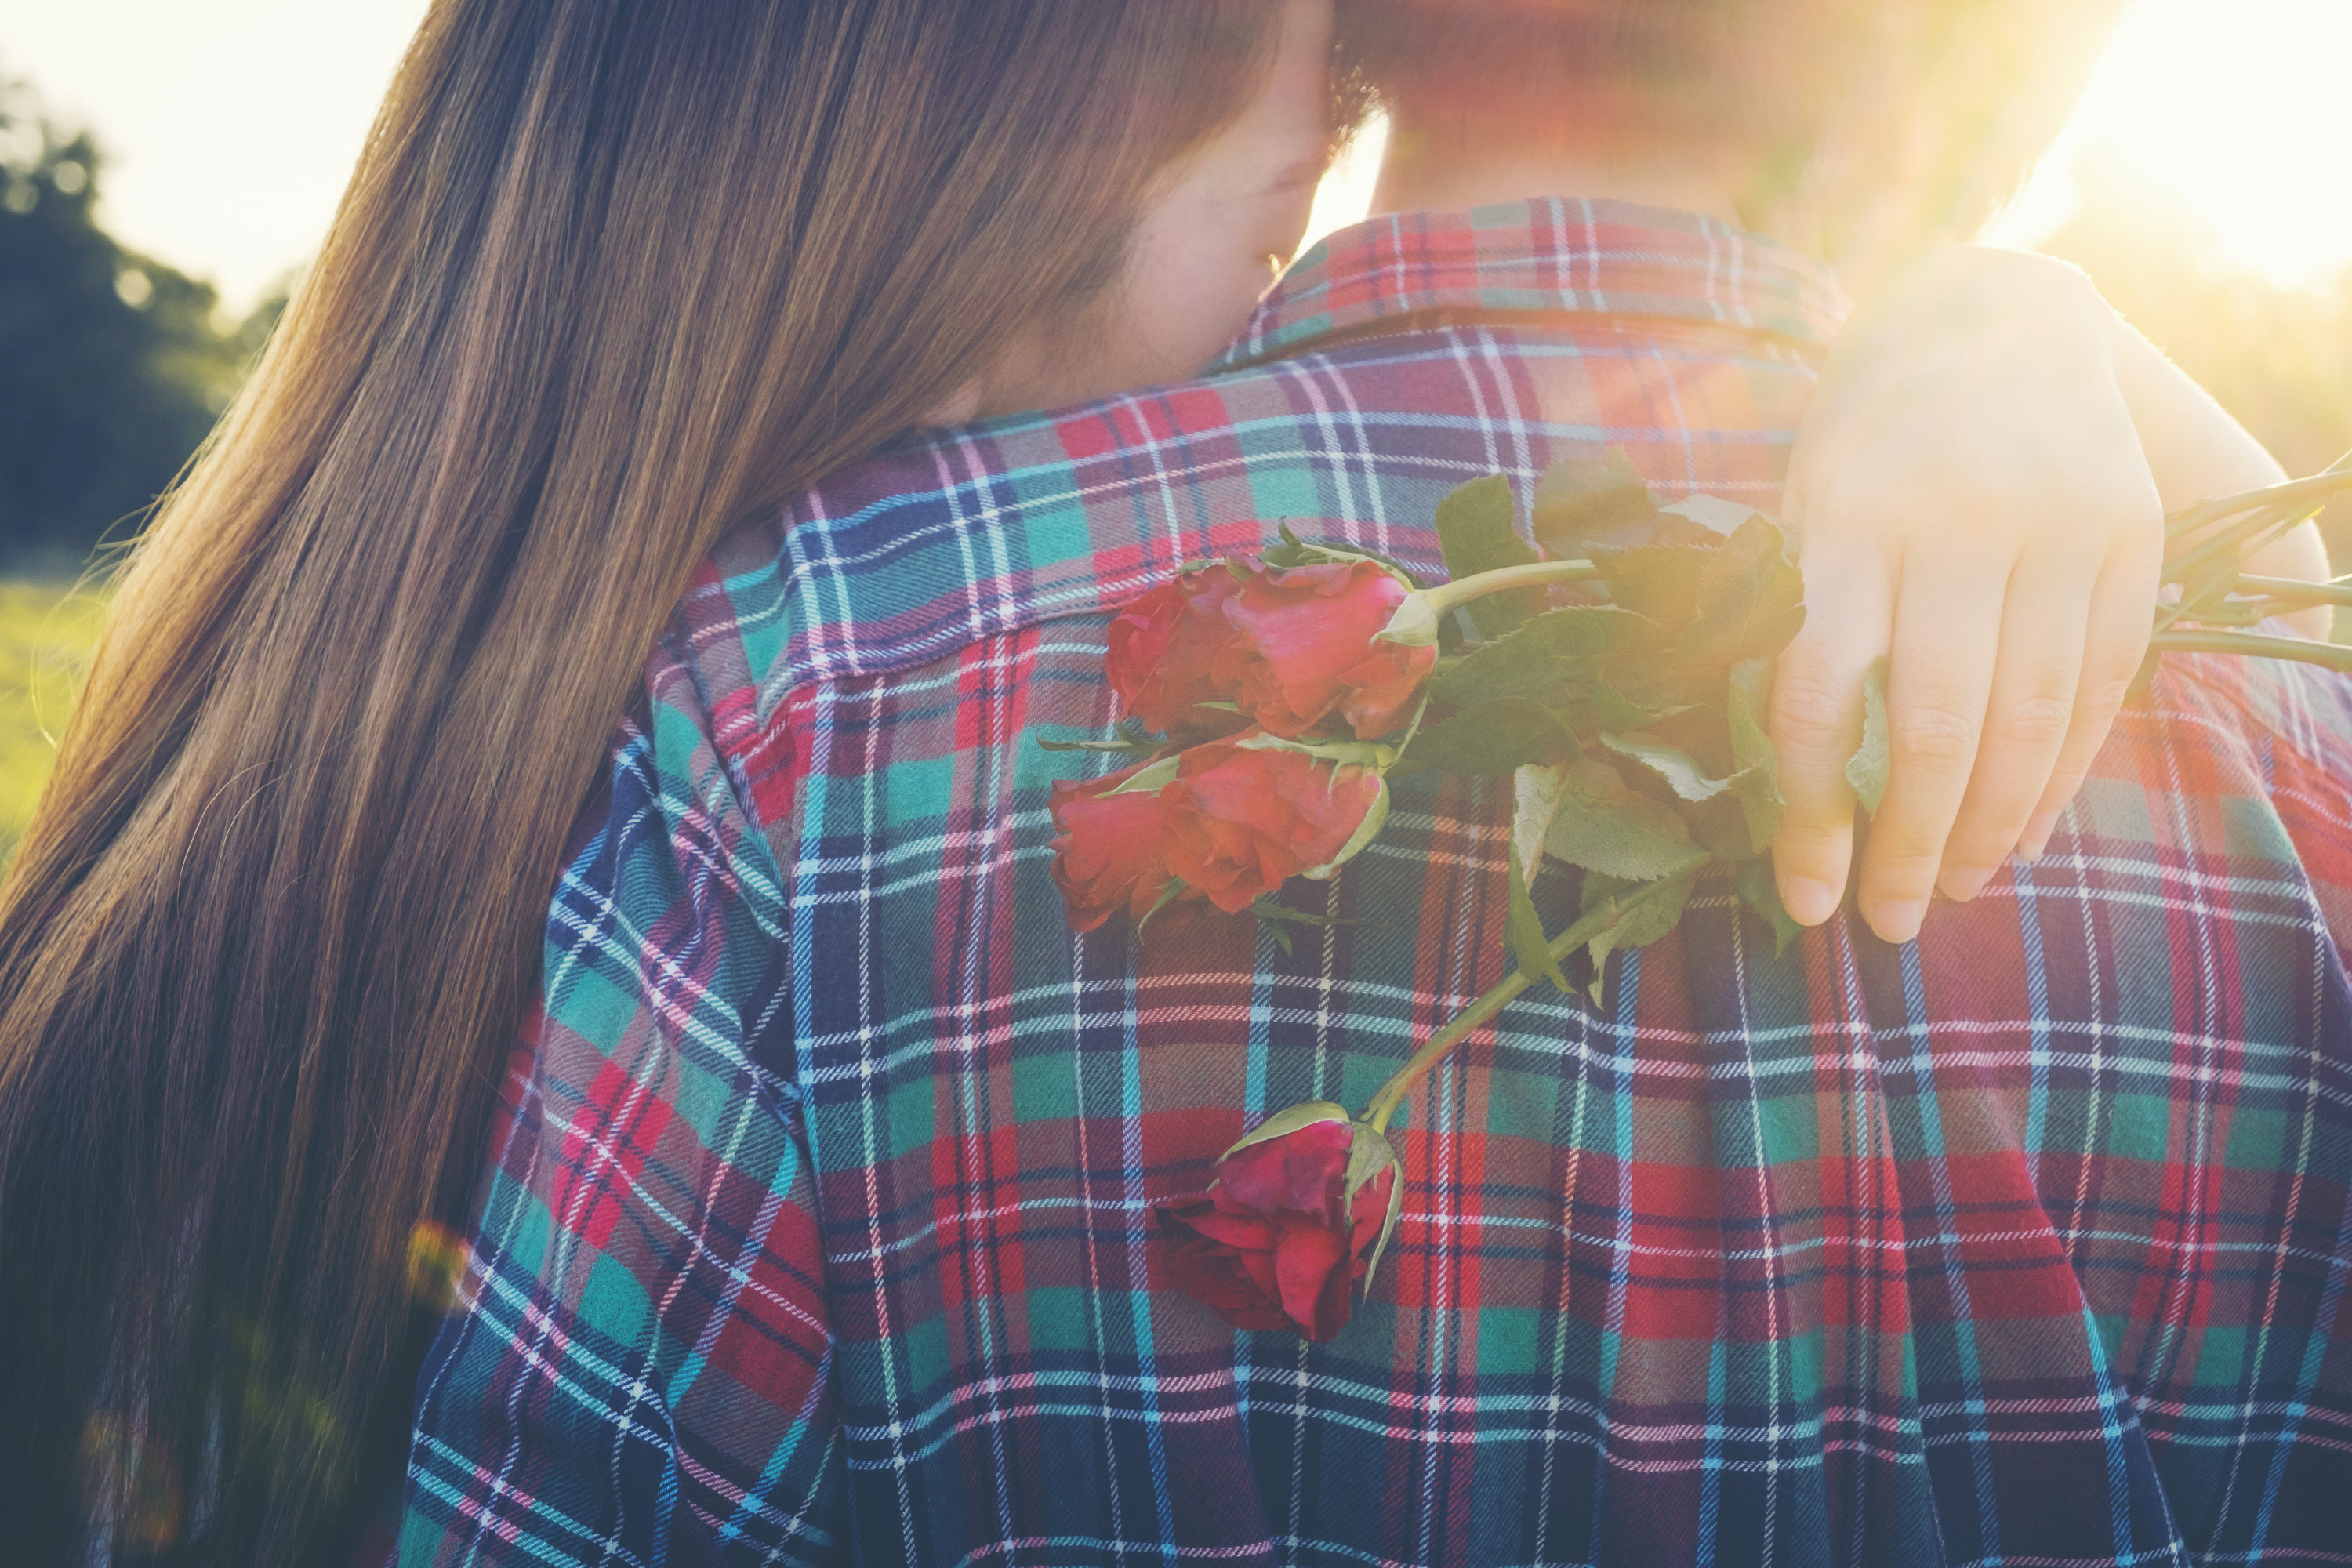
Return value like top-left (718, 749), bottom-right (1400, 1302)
top-left (395, 200), bottom-right (2352, 1566)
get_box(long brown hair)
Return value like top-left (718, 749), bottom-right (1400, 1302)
top-left (0, 2), bottom-right (1279, 1561)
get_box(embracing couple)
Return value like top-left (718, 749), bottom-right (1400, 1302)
top-left (4, 2), bottom-right (2348, 1565)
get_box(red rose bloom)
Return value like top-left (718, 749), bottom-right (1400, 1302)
top-left (1106, 569), bottom-right (1246, 736)
top-left (1160, 738), bottom-right (1386, 914)
top-left (1047, 760), bottom-right (1179, 932)
top-left (1156, 1108), bottom-right (1401, 1341)
top-left (1212, 558), bottom-right (1436, 739)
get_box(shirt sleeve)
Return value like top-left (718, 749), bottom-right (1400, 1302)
top-left (393, 636), bottom-right (840, 1567)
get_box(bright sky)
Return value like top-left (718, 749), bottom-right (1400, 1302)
top-left (1, 0), bottom-right (430, 313)
top-left (1987, 0), bottom-right (2352, 285)
top-left (2, 0), bottom-right (2347, 315)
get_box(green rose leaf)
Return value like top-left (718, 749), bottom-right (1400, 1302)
top-left (1678, 515), bottom-right (1806, 671)
top-left (1844, 656), bottom-right (1892, 815)
top-left (1589, 543), bottom-right (1711, 629)
top-left (1579, 865), bottom-right (1701, 1002)
top-left (1395, 695), bottom-right (1577, 776)
top-left (1734, 859), bottom-right (1805, 960)
top-left (1600, 729), bottom-right (1742, 802)
top-left (1541, 758), bottom-right (1698, 880)
top-left (1588, 676), bottom-right (1689, 733)
top-left (1430, 605), bottom-right (1666, 709)
top-left (1580, 867), bottom-right (1701, 949)
top-left (1506, 839), bottom-right (1573, 993)
top-left (1681, 793), bottom-right (1761, 865)
top-left (1435, 474), bottom-right (1543, 639)
top-left (1726, 656), bottom-right (1783, 852)
top-left (1512, 761), bottom-right (1568, 881)
top-left (1657, 494), bottom-right (1765, 537)
top-left (1530, 447), bottom-right (1661, 560)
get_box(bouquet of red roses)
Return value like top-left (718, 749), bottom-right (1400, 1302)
top-left (1044, 451), bottom-right (2352, 1341)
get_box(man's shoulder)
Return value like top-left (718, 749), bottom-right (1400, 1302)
top-left (666, 198), bottom-right (1849, 750)
top-left (668, 358), bottom-right (1320, 729)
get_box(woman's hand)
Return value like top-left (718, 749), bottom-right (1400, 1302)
top-left (1769, 245), bottom-right (2326, 945)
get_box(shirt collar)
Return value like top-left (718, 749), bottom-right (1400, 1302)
top-left (1210, 196), bottom-right (1847, 373)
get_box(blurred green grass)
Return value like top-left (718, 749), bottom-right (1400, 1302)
top-left (0, 579), bottom-right (107, 872)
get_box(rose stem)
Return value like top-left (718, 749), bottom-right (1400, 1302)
top-left (2159, 459), bottom-right (2352, 597)
top-left (2147, 630), bottom-right (2352, 670)
top-left (1420, 558), bottom-right (1605, 615)
top-left (2230, 574), bottom-right (2352, 609)
top-left (2165, 503), bottom-right (2315, 595)
top-left (1359, 849), bottom-right (1709, 1136)
top-left (2161, 459), bottom-right (2351, 601)
top-left (2162, 459), bottom-right (2352, 542)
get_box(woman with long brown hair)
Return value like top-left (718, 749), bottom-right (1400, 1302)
top-left (0, 2), bottom-right (1317, 1561)
top-left (2, 0), bottom-right (2333, 1563)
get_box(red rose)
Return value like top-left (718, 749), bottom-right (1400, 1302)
top-left (1155, 1103), bottom-right (1402, 1341)
top-left (1160, 736), bottom-right (1388, 914)
top-left (1212, 558), bottom-right (1436, 740)
top-left (1107, 570), bottom-right (1246, 736)
top-left (1048, 758), bottom-right (1181, 932)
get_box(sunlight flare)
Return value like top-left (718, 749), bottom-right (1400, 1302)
top-left (2015, 0), bottom-right (2352, 283)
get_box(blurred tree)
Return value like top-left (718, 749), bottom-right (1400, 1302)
top-left (2038, 141), bottom-right (2352, 566)
top-left (0, 74), bottom-right (275, 572)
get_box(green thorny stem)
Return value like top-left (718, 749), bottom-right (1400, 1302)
top-left (1374, 557), bottom-right (1606, 650)
top-left (1421, 557), bottom-right (1604, 613)
top-left (2149, 630), bottom-right (2352, 670)
top-left (2157, 459), bottom-right (2352, 662)
top-left (1359, 847), bottom-right (1712, 1135)
top-left (1343, 553), bottom-right (1620, 1134)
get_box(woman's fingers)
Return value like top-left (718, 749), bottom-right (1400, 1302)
top-left (1770, 524), bottom-right (2155, 938)
top-left (1854, 557), bottom-right (2006, 944)
top-left (2015, 545), bottom-right (2159, 861)
top-left (1768, 544), bottom-right (1890, 927)
top-left (1931, 554), bottom-right (2092, 902)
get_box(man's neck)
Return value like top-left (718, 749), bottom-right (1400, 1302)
top-left (1370, 114), bottom-right (1821, 256)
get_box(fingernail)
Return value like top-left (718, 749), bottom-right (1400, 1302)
top-left (1940, 864), bottom-right (1991, 902)
top-left (1782, 877), bottom-right (1840, 926)
top-left (1870, 898), bottom-right (1927, 945)
top-left (2016, 809), bottom-right (2061, 863)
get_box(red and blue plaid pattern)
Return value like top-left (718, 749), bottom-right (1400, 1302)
top-left (394, 201), bottom-right (2352, 1566)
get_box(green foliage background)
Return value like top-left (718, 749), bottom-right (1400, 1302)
top-left (0, 579), bottom-right (105, 869)
top-left (0, 75), bottom-right (287, 572)
top-left (0, 74), bottom-right (283, 869)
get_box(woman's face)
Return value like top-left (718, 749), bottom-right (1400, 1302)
top-left (947, 0), bottom-right (1337, 423)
